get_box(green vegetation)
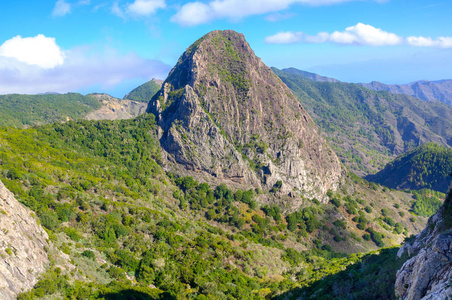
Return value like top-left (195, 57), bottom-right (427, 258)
top-left (410, 189), bottom-right (444, 217)
top-left (0, 113), bottom-right (416, 299)
top-left (124, 79), bottom-right (162, 103)
top-left (273, 68), bottom-right (452, 177)
top-left (288, 247), bottom-right (407, 300)
top-left (0, 93), bottom-right (102, 128)
top-left (367, 143), bottom-right (452, 193)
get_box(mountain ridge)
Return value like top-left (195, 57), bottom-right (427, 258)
top-left (274, 67), bottom-right (452, 176)
top-left (146, 30), bottom-right (343, 205)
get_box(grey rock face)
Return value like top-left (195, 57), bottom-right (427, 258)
top-left (0, 180), bottom-right (50, 299)
top-left (395, 181), bottom-right (452, 300)
top-left (147, 30), bottom-right (343, 206)
top-left (86, 94), bottom-right (147, 120)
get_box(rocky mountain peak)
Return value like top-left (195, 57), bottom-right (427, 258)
top-left (147, 30), bottom-right (343, 206)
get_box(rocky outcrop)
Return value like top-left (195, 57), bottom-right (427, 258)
top-left (147, 30), bottom-right (343, 205)
top-left (0, 180), bottom-right (50, 299)
top-left (395, 181), bottom-right (452, 299)
top-left (86, 94), bottom-right (147, 120)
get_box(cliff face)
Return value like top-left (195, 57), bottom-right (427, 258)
top-left (86, 94), bottom-right (147, 121)
top-left (0, 180), bottom-right (50, 300)
top-left (147, 30), bottom-right (342, 205)
top-left (395, 181), bottom-right (452, 299)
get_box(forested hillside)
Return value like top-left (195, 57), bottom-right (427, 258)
top-left (124, 79), bottom-right (162, 102)
top-left (366, 143), bottom-right (452, 193)
top-left (0, 114), bottom-right (426, 299)
top-left (274, 68), bottom-right (452, 176)
top-left (0, 93), bottom-right (101, 128)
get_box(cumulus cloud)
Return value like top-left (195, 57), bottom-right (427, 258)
top-left (264, 32), bottom-right (303, 44)
top-left (52, 0), bottom-right (71, 17)
top-left (265, 23), bottom-right (452, 48)
top-left (171, 0), bottom-right (383, 26)
top-left (0, 36), bottom-right (171, 95)
top-left (0, 35), bottom-right (65, 69)
top-left (112, 0), bottom-right (166, 18)
top-left (407, 36), bottom-right (452, 48)
top-left (328, 23), bottom-right (402, 46)
top-left (127, 0), bottom-right (166, 16)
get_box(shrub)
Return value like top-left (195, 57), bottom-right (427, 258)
top-left (82, 250), bottom-right (95, 260)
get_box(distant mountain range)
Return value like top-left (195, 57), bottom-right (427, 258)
top-left (274, 68), bottom-right (452, 176)
top-left (358, 79), bottom-right (452, 105)
top-left (284, 67), bottom-right (452, 105)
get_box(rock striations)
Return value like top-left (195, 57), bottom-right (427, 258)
top-left (0, 180), bottom-right (50, 299)
top-left (147, 30), bottom-right (342, 205)
top-left (395, 181), bottom-right (452, 299)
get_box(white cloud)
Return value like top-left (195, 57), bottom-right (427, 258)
top-left (0, 36), bottom-right (170, 95)
top-left (265, 23), bottom-right (452, 48)
top-left (127, 0), bottom-right (166, 16)
top-left (112, 0), bottom-right (166, 19)
top-left (407, 36), bottom-right (452, 48)
top-left (52, 0), bottom-right (71, 17)
top-left (170, 2), bottom-right (213, 26)
top-left (264, 32), bottom-right (303, 44)
top-left (171, 0), bottom-right (383, 26)
top-left (0, 35), bottom-right (65, 69)
top-left (329, 23), bottom-right (402, 46)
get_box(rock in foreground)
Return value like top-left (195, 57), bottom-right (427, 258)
top-left (0, 180), bottom-right (50, 299)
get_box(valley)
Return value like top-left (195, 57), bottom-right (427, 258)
top-left (0, 30), bottom-right (450, 300)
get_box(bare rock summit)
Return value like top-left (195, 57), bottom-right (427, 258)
top-left (147, 30), bottom-right (343, 206)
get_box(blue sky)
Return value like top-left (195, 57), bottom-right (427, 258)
top-left (0, 0), bottom-right (451, 97)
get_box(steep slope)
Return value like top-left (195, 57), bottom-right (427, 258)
top-left (147, 30), bottom-right (342, 204)
top-left (360, 79), bottom-right (452, 105)
top-left (274, 68), bottom-right (452, 176)
top-left (0, 113), bottom-right (426, 299)
top-left (86, 94), bottom-right (147, 120)
top-left (366, 143), bottom-right (452, 192)
top-left (124, 78), bottom-right (163, 102)
top-left (395, 181), bottom-right (452, 299)
top-left (0, 93), bottom-right (146, 128)
top-left (0, 180), bottom-right (50, 299)
top-left (0, 93), bottom-right (102, 127)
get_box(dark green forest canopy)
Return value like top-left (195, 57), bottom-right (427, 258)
top-left (0, 93), bottom-right (102, 127)
top-left (366, 143), bottom-right (452, 193)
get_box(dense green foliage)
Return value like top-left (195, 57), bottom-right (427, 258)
top-left (287, 247), bottom-right (406, 300)
top-left (273, 68), bottom-right (452, 176)
top-left (0, 93), bottom-right (101, 127)
top-left (410, 189), bottom-right (444, 217)
top-left (0, 111), bottom-right (420, 298)
top-left (0, 115), bottom-right (359, 299)
top-left (366, 143), bottom-right (452, 193)
top-left (124, 79), bottom-right (162, 103)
